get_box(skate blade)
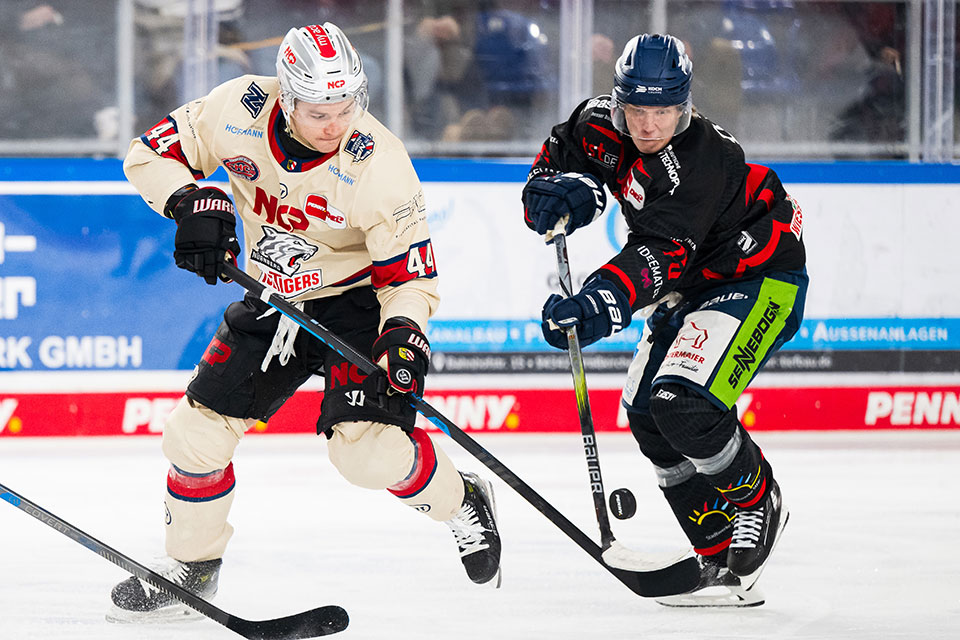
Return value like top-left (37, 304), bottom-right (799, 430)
top-left (477, 474), bottom-right (501, 590)
top-left (656, 584), bottom-right (766, 608)
top-left (105, 602), bottom-right (205, 624)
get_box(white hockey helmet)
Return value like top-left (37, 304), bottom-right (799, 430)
top-left (276, 23), bottom-right (369, 115)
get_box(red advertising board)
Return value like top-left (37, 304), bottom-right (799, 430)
top-left (0, 386), bottom-right (958, 437)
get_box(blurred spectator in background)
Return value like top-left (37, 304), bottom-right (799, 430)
top-left (0, 1), bottom-right (113, 140)
top-left (829, 3), bottom-right (906, 146)
top-left (667, 0), bottom-right (800, 140)
top-left (132, 0), bottom-right (249, 133)
top-left (435, 2), bottom-right (555, 142)
top-left (405, 13), bottom-right (476, 139)
top-left (474, 8), bottom-right (552, 112)
top-left (16, 3), bottom-right (62, 30)
top-left (442, 105), bottom-right (516, 141)
top-left (831, 45), bottom-right (904, 143)
top-left (591, 33), bottom-right (616, 97)
top-left (684, 36), bottom-right (743, 131)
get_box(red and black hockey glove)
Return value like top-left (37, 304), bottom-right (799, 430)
top-left (364, 317), bottom-right (431, 414)
top-left (167, 185), bottom-right (241, 285)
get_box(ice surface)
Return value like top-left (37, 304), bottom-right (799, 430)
top-left (1, 430), bottom-right (958, 640)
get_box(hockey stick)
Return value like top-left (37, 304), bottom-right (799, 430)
top-left (545, 221), bottom-right (696, 572)
top-left (0, 482), bottom-right (348, 639)
top-left (545, 223), bottom-right (615, 549)
top-left (221, 262), bottom-right (700, 597)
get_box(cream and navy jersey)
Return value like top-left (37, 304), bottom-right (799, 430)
top-left (124, 74), bottom-right (439, 330)
top-left (528, 95), bottom-right (806, 313)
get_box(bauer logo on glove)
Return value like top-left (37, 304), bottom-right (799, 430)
top-left (521, 171), bottom-right (607, 236)
top-left (541, 276), bottom-right (633, 349)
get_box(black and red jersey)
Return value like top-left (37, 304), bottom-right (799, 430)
top-left (528, 95), bottom-right (806, 312)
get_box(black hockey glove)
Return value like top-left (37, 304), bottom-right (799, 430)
top-left (522, 172), bottom-right (606, 236)
top-left (364, 317), bottom-right (431, 414)
top-left (541, 276), bottom-right (632, 349)
top-left (167, 185), bottom-right (241, 285)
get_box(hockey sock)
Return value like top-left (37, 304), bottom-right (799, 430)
top-left (164, 463), bottom-right (236, 561)
top-left (662, 473), bottom-right (735, 560)
top-left (387, 427), bottom-right (437, 498)
top-left (387, 427), bottom-right (464, 521)
top-left (704, 437), bottom-right (773, 509)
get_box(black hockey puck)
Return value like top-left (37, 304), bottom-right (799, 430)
top-left (609, 488), bottom-right (637, 520)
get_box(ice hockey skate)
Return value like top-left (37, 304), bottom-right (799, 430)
top-left (727, 479), bottom-right (788, 589)
top-left (445, 472), bottom-right (502, 587)
top-left (106, 557), bottom-right (221, 623)
top-left (656, 556), bottom-right (765, 608)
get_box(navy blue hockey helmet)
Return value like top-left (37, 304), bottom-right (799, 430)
top-left (611, 34), bottom-right (693, 137)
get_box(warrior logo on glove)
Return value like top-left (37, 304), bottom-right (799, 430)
top-left (166, 185), bottom-right (241, 285)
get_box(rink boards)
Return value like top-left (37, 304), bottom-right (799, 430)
top-left (0, 158), bottom-right (957, 434)
top-left (1, 382), bottom-right (959, 436)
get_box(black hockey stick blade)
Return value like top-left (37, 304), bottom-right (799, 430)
top-left (222, 263), bottom-right (701, 597)
top-left (226, 607), bottom-right (350, 640)
top-left (0, 483), bottom-right (348, 639)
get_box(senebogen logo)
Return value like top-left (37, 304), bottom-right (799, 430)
top-left (728, 299), bottom-right (780, 388)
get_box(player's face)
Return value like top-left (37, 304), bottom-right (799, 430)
top-left (289, 99), bottom-right (357, 153)
top-left (622, 104), bottom-right (683, 154)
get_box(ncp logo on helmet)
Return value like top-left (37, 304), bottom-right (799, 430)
top-left (276, 23), bottom-right (369, 152)
top-left (610, 34), bottom-right (693, 154)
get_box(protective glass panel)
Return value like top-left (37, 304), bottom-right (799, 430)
top-left (665, 0), bottom-right (908, 158)
top-left (400, 0), bottom-right (562, 154)
top-left (143, 0), bottom-right (388, 122)
top-left (0, 1), bottom-right (118, 142)
top-left (0, 0), bottom-right (928, 160)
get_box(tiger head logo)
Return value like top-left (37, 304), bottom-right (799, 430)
top-left (251, 226), bottom-right (318, 277)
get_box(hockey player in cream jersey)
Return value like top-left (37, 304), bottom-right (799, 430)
top-left (109, 23), bottom-right (501, 622)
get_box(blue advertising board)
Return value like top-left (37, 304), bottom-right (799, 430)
top-left (1, 158), bottom-right (957, 373)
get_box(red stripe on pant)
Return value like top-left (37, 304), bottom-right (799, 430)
top-left (167, 462), bottom-right (236, 503)
top-left (388, 428), bottom-right (438, 499)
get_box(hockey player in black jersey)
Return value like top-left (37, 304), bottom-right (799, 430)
top-left (522, 33), bottom-right (808, 607)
